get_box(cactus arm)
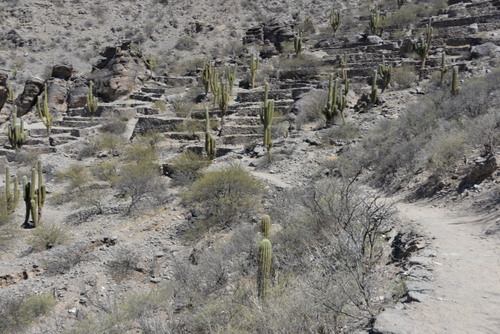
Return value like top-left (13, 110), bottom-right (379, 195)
top-left (261, 215), bottom-right (271, 238)
top-left (37, 84), bottom-right (53, 136)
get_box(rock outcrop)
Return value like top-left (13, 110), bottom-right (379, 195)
top-left (0, 72), bottom-right (8, 113)
top-left (90, 41), bottom-right (146, 102)
top-left (15, 78), bottom-right (44, 116)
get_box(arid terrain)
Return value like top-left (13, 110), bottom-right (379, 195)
top-left (0, 0), bottom-right (499, 333)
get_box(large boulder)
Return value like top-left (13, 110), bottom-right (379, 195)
top-left (15, 78), bottom-right (44, 116)
top-left (90, 41), bottom-right (146, 102)
top-left (470, 42), bottom-right (500, 59)
top-left (458, 155), bottom-right (497, 192)
top-left (46, 78), bottom-right (69, 115)
top-left (68, 77), bottom-right (90, 109)
top-left (243, 19), bottom-right (294, 45)
top-left (0, 72), bottom-right (8, 113)
top-left (51, 64), bottom-right (73, 80)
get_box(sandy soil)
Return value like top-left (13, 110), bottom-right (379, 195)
top-left (396, 201), bottom-right (500, 334)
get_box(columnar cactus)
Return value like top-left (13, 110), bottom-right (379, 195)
top-left (369, 8), bottom-right (386, 36)
top-left (322, 74), bottom-right (348, 125)
top-left (260, 214), bottom-right (271, 238)
top-left (217, 79), bottom-right (230, 136)
top-left (86, 81), bottom-right (99, 124)
top-left (8, 107), bottom-right (27, 150)
top-left (371, 70), bottom-right (379, 105)
top-left (23, 161), bottom-right (46, 228)
top-left (338, 54), bottom-right (347, 70)
top-left (451, 66), bottom-right (460, 95)
top-left (378, 55), bottom-right (392, 92)
top-left (260, 83), bottom-right (274, 160)
top-left (250, 54), bottom-right (258, 89)
top-left (294, 32), bottom-right (303, 56)
top-left (142, 54), bottom-right (156, 78)
top-left (37, 84), bottom-right (53, 136)
top-left (205, 107), bottom-right (216, 160)
top-left (414, 19), bottom-right (433, 68)
top-left (7, 83), bottom-right (14, 102)
top-left (202, 61), bottom-right (213, 95)
top-left (330, 9), bottom-right (341, 35)
top-left (258, 238), bottom-right (272, 299)
top-left (440, 52), bottom-right (447, 85)
top-left (5, 167), bottom-right (20, 213)
top-left (226, 65), bottom-right (237, 94)
top-left (210, 71), bottom-right (220, 106)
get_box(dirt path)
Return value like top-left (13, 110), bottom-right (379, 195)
top-left (396, 201), bottom-right (500, 334)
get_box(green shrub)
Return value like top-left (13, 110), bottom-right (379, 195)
top-left (151, 100), bottom-right (167, 113)
top-left (170, 151), bottom-right (210, 185)
top-left (55, 164), bottom-right (92, 191)
top-left (427, 129), bottom-right (468, 173)
top-left (0, 293), bottom-right (56, 332)
top-left (92, 160), bottom-right (119, 183)
top-left (175, 36), bottom-right (197, 51)
top-left (392, 65), bottom-right (417, 89)
top-left (183, 164), bottom-right (263, 233)
top-left (28, 222), bottom-right (70, 252)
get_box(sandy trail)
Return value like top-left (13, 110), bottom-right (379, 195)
top-left (396, 202), bottom-right (500, 334)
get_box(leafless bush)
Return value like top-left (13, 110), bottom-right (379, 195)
top-left (107, 246), bottom-right (140, 283)
top-left (42, 242), bottom-right (90, 275)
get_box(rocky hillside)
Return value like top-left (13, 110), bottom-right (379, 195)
top-left (0, 0), bottom-right (499, 333)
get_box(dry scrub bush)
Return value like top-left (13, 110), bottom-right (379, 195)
top-left (42, 242), bottom-right (89, 275)
top-left (28, 222), bottom-right (70, 252)
top-left (0, 293), bottom-right (56, 333)
top-left (343, 68), bottom-right (500, 192)
top-left (392, 65), bottom-right (417, 89)
top-left (99, 118), bottom-right (128, 135)
top-left (182, 164), bottom-right (263, 235)
top-left (170, 151), bottom-right (209, 185)
top-left (107, 246), bottom-right (140, 283)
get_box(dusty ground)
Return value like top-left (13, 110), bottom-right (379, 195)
top-left (393, 200), bottom-right (500, 333)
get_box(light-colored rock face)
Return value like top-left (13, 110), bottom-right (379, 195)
top-left (67, 77), bottom-right (89, 109)
top-left (91, 45), bottom-right (146, 102)
top-left (46, 78), bottom-right (69, 114)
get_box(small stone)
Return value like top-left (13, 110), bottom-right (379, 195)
top-left (467, 23), bottom-right (479, 34)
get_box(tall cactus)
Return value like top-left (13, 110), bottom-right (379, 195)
top-left (86, 81), bottom-right (99, 124)
top-left (205, 107), bottom-right (216, 160)
top-left (451, 66), bottom-right (460, 95)
top-left (322, 74), bottom-right (348, 125)
top-left (260, 214), bottom-right (271, 238)
top-left (8, 106), bottom-right (27, 150)
top-left (330, 9), bottom-right (341, 35)
top-left (217, 79), bottom-right (230, 136)
top-left (37, 84), bottom-right (53, 136)
top-left (440, 52), bottom-right (447, 85)
top-left (260, 83), bottom-right (274, 161)
top-left (210, 71), bottom-right (220, 107)
top-left (258, 238), bottom-right (272, 299)
top-left (23, 161), bottom-right (46, 228)
top-left (294, 32), bottom-right (303, 56)
top-left (226, 65), bottom-right (237, 95)
top-left (250, 54), bottom-right (258, 89)
top-left (369, 8), bottom-right (386, 36)
top-left (371, 70), bottom-right (379, 105)
top-left (338, 53), bottom-right (347, 70)
top-left (378, 55), bottom-right (392, 92)
top-left (5, 167), bottom-right (20, 213)
top-left (414, 18), bottom-right (433, 68)
top-left (202, 61), bottom-right (213, 95)
top-left (7, 83), bottom-right (14, 102)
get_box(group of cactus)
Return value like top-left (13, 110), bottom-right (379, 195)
top-left (414, 19), bottom-right (433, 68)
top-left (37, 84), bottom-right (53, 136)
top-left (204, 106), bottom-right (216, 160)
top-left (322, 73), bottom-right (349, 125)
top-left (330, 8), bottom-right (341, 35)
top-left (8, 106), bottom-right (27, 150)
top-left (258, 214), bottom-right (272, 299)
top-left (260, 83), bottom-right (274, 161)
top-left (22, 161), bottom-right (46, 228)
top-left (86, 81), bottom-right (99, 124)
top-left (3, 161), bottom-right (45, 228)
top-left (369, 8), bottom-right (386, 36)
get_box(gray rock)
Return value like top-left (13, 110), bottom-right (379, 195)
top-left (405, 281), bottom-right (434, 293)
top-left (458, 155), bottom-right (497, 192)
top-left (52, 64), bottom-right (73, 80)
top-left (470, 42), bottom-right (500, 58)
top-left (0, 72), bottom-right (8, 113)
top-left (467, 23), bottom-right (479, 34)
top-left (15, 78), bottom-right (45, 116)
top-left (367, 35), bottom-right (383, 44)
top-left (67, 77), bottom-right (90, 108)
top-left (46, 78), bottom-right (69, 114)
top-left (400, 39), bottom-right (414, 55)
top-left (373, 308), bottom-right (415, 334)
top-left (408, 291), bottom-right (428, 302)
